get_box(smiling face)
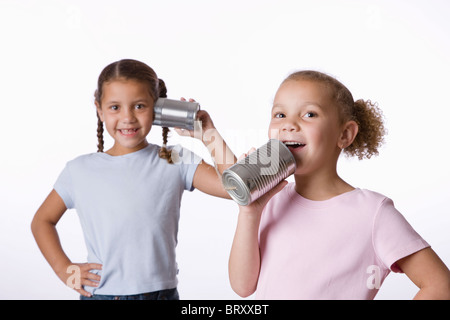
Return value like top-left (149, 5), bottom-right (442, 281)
top-left (269, 79), bottom-right (346, 176)
top-left (96, 78), bottom-right (155, 156)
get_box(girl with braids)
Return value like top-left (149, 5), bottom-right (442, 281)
top-left (31, 59), bottom-right (236, 299)
top-left (229, 70), bottom-right (450, 299)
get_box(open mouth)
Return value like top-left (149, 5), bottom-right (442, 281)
top-left (283, 141), bottom-right (306, 150)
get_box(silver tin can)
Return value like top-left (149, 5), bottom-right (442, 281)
top-left (222, 139), bottom-right (296, 206)
top-left (153, 98), bottom-right (200, 130)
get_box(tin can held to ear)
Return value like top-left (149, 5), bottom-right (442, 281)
top-left (222, 139), bottom-right (296, 206)
top-left (153, 98), bottom-right (200, 130)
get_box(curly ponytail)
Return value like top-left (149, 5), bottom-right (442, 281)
top-left (346, 99), bottom-right (386, 160)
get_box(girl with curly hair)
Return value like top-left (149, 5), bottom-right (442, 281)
top-left (229, 70), bottom-right (450, 299)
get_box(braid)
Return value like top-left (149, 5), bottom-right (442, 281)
top-left (157, 79), bottom-right (173, 163)
top-left (159, 127), bottom-right (173, 163)
top-left (162, 126), bottom-right (169, 145)
top-left (96, 112), bottom-right (104, 153)
top-left (158, 78), bottom-right (167, 98)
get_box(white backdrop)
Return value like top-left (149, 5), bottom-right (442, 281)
top-left (0, 0), bottom-right (449, 300)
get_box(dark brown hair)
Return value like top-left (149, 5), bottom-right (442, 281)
top-left (94, 59), bottom-right (172, 162)
top-left (284, 70), bottom-right (386, 160)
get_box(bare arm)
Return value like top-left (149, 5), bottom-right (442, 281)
top-left (201, 126), bottom-right (237, 176)
top-left (192, 161), bottom-right (231, 198)
top-left (396, 247), bottom-right (450, 300)
top-left (176, 107), bottom-right (237, 198)
top-left (228, 179), bottom-right (288, 297)
top-left (228, 206), bottom-right (263, 297)
top-left (31, 189), bottom-right (101, 297)
top-left (192, 125), bottom-right (236, 198)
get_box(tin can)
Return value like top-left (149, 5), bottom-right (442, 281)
top-left (222, 139), bottom-right (296, 206)
top-left (153, 98), bottom-right (200, 130)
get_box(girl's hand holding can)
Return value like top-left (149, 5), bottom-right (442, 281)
top-left (174, 98), bottom-right (216, 141)
top-left (236, 148), bottom-right (288, 216)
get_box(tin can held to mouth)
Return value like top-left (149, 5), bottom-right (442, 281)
top-left (153, 98), bottom-right (200, 130)
top-left (222, 139), bottom-right (296, 206)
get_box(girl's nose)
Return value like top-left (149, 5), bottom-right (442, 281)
top-left (121, 107), bottom-right (137, 123)
top-left (281, 119), bottom-right (300, 132)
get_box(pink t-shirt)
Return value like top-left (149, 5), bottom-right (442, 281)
top-left (256, 183), bottom-right (429, 300)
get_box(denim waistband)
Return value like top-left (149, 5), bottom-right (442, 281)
top-left (80, 287), bottom-right (179, 300)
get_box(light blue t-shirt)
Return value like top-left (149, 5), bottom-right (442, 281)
top-left (54, 143), bottom-right (200, 295)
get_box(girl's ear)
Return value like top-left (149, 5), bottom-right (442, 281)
top-left (95, 101), bottom-right (104, 122)
top-left (338, 120), bottom-right (359, 149)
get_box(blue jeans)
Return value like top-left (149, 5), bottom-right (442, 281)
top-left (80, 288), bottom-right (179, 300)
